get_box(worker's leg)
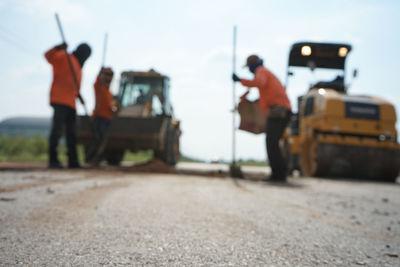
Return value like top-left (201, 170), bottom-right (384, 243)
top-left (48, 104), bottom-right (66, 168)
top-left (85, 118), bottom-right (101, 162)
top-left (94, 117), bottom-right (108, 142)
top-left (85, 117), bottom-right (110, 163)
top-left (65, 106), bottom-right (80, 168)
top-left (95, 117), bottom-right (111, 161)
top-left (266, 114), bottom-right (290, 180)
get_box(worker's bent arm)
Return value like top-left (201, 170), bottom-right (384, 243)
top-left (44, 47), bottom-right (62, 64)
top-left (240, 78), bottom-right (257, 88)
top-left (240, 72), bottom-right (268, 88)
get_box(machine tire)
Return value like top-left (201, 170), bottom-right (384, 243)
top-left (380, 150), bottom-right (400, 183)
top-left (154, 126), bottom-right (180, 166)
top-left (380, 165), bottom-right (400, 183)
top-left (300, 137), bottom-right (325, 177)
top-left (300, 138), bottom-right (313, 177)
top-left (166, 127), bottom-right (180, 165)
top-left (301, 142), bottom-right (399, 181)
top-left (381, 171), bottom-right (399, 183)
top-left (281, 139), bottom-right (293, 176)
top-left (105, 150), bottom-right (125, 166)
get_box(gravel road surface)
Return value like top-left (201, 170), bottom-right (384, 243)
top-left (0, 162), bottom-right (399, 266)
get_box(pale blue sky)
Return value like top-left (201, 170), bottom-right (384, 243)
top-left (1, 0), bottom-right (399, 161)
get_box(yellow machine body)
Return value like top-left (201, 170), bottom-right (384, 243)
top-left (283, 42), bottom-right (400, 181)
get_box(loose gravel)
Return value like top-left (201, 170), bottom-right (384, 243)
top-left (0, 166), bottom-right (399, 266)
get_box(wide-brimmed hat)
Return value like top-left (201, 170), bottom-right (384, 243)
top-left (243, 54), bottom-right (260, 67)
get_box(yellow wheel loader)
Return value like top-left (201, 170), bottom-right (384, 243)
top-left (78, 69), bottom-right (181, 166)
top-left (283, 42), bottom-right (400, 181)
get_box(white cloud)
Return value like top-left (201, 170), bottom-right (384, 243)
top-left (0, 1), bottom-right (6, 10)
top-left (0, 61), bottom-right (51, 121)
top-left (8, 62), bottom-right (47, 80)
top-left (15, 0), bottom-right (90, 23)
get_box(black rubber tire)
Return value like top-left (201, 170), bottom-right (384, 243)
top-left (300, 138), bottom-right (315, 177)
top-left (300, 137), bottom-right (327, 177)
top-left (381, 170), bottom-right (399, 183)
top-left (281, 139), bottom-right (292, 175)
top-left (154, 127), bottom-right (180, 166)
top-left (165, 127), bottom-right (180, 165)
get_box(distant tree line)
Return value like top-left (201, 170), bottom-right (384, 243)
top-left (0, 135), bottom-right (49, 161)
top-left (0, 117), bottom-right (50, 137)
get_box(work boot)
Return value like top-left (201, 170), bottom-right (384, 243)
top-left (48, 162), bottom-right (63, 169)
top-left (68, 165), bottom-right (82, 169)
top-left (261, 174), bottom-right (286, 183)
top-left (68, 162), bottom-right (81, 169)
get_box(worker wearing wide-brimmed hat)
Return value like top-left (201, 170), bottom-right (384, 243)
top-left (232, 54), bottom-right (292, 182)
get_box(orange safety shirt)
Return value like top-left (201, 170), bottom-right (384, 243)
top-left (240, 66), bottom-right (291, 116)
top-left (92, 76), bottom-right (114, 120)
top-left (45, 47), bottom-right (82, 110)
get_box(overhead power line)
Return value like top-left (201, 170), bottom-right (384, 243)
top-left (0, 25), bottom-right (39, 55)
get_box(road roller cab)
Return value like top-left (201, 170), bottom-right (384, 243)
top-left (283, 42), bottom-right (400, 181)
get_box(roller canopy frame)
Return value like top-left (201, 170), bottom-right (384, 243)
top-left (288, 42), bottom-right (352, 70)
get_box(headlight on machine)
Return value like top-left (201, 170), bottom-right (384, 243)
top-left (301, 46), bottom-right (312, 56)
top-left (338, 47), bottom-right (348, 57)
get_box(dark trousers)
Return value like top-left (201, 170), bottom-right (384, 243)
top-left (85, 116), bottom-right (111, 163)
top-left (266, 110), bottom-right (291, 179)
top-left (49, 104), bottom-right (79, 167)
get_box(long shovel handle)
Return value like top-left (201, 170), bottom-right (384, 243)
top-left (232, 25), bottom-right (237, 165)
top-left (102, 33), bottom-right (108, 67)
top-left (95, 33), bottom-right (109, 117)
top-left (229, 25), bottom-right (243, 179)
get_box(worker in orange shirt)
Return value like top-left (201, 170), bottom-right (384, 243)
top-left (85, 67), bottom-right (117, 164)
top-left (233, 55), bottom-right (292, 182)
top-left (45, 42), bottom-right (91, 169)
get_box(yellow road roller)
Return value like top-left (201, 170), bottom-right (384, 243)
top-left (283, 42), bottom-right (400, 181)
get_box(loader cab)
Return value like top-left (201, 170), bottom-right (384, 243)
top-left (118, 69), bottom-right (173, 117)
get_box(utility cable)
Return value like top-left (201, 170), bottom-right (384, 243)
top-left (0, 30), bottom-right (38, 55)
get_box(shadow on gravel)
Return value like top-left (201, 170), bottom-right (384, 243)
top-left (309, 176), bottom-right (399, 186)
top-left (260, 181), bottom-right (305, 189)
top-left (8, 161), bottom-right (395, 189)
top-left (243, 178), bottom-right (306, 189)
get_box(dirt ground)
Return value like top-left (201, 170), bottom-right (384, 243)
top-left (0, 161), bottom-right (399, 266)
